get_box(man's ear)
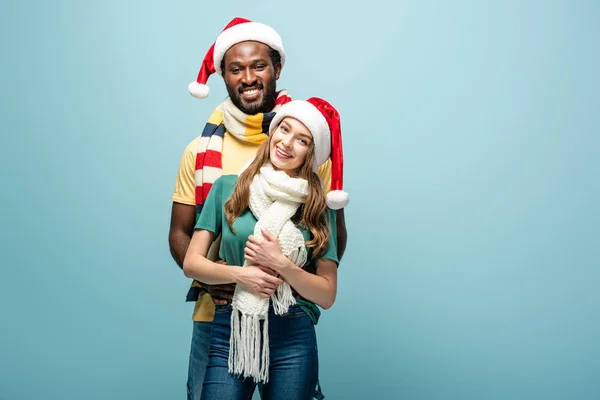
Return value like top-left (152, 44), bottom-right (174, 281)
top-left (274, 63), bottom-right (282, 80)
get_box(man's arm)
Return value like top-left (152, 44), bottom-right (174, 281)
top-left (169, 202), bottom-right (196, 268)
top-left (168, 201), bottom-right (233, 304)
top-left (336, 208), bottom-right (347, 261)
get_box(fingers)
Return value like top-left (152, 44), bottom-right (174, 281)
top-left (244, 254), bottom-right (256, 265)
top-left (244, 247), bottom-right (256, 258)
top-left (245, 240), bottom-right (260, 253)
top-left (262, 273), bottom-right (284, 286)
top-left (261, 228), bottom-right (276, 241)
top-left (244, 242), bottom-right (259, 264)
top-left (212, 283), bottom-right (235, 290)
top-left (212, 298), bottom-right (228, 305)
top-left (259, 285), bottom-right (277, 298)
top-left (247, 235), bottom-right (263, 246)
top-left (211, 290), bottom-right (233, 300)
top-left (207, 283), bottom-right (235, 301)
top-left (255, 266), bottom-right (277, 276)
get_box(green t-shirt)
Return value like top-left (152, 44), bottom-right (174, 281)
top-left (195, 174), bottom-right (339, 324)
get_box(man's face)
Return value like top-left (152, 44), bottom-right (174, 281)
top-left (222, 41), bottom-right (281, 115)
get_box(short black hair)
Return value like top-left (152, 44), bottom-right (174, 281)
top-left (220, 47), bottom-right (281, 74)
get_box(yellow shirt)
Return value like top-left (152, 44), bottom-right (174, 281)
top-left (172, 131), bottom-right (332, 321)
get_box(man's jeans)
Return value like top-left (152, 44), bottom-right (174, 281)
top-left (187, 321), bottom-right (212, 400)
top-left (201, 303), bottom-right (322, 399)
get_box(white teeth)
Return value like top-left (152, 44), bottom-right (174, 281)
top-left (276, 148), bottom-right (292, 158)
top-left (242, 89), bottom-right (259, 95)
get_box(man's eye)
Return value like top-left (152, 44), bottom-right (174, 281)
top-left (255, 65), bottom-right (266, 70)
top-left (231, 68), bottom-right (240, 73)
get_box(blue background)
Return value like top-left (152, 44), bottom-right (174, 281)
top-left (1, 1), bottom-right (599, 399)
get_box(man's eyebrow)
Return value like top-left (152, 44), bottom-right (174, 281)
top-left (227, 58), bottom-right (268, 66)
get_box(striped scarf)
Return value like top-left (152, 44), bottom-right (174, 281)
top-left (186, 90), bottom-right (292, 303)
top-left (193, 90), bottom-right (292, 215)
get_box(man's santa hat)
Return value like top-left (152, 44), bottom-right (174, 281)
top-left (269, 98), bottom-right (349, 210)
top-left (188, 17), bottom-right (285, 99)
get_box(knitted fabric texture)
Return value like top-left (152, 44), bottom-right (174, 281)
top-left (186, 90), bottom-right (292, 303)
top-left (228, 162), bottom-right (309, 383)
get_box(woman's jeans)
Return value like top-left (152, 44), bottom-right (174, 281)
top-left (201, 303), bottom-right (321, 400)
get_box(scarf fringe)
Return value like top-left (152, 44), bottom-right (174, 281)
top-left (229, 164), bottom-right (308, 384)
top-left (272, 282), bottom-right (296, 315)
top-left (228, 309), bottom-right (270, 383)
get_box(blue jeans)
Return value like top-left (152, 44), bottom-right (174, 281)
top-left (201, 303), bottom-right (323, 400)
top-left (187, 321), bottom-right (212, 400)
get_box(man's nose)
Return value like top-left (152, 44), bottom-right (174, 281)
top-left (241, 68), bottom-right (256, 85)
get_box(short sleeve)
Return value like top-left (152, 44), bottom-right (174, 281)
top-left (172, 137), bottom-right (199, 206)
top-left (194, 176), bottom-right (224, 237)
top-left (320, 208), bottom-right (339, 265)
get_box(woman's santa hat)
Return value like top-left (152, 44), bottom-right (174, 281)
top-left (269, 98), bottom-right (349, 210)
top-left (188, 17), bottom-right (285, 99)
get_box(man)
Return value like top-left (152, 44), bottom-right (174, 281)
top-left (169, 17), bottom-right (347, 399)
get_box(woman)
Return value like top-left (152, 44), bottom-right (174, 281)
top-left (183, 97), bottom-right (349, 399)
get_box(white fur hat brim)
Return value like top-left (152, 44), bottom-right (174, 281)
top-left (213, 22), bottom-right (285, 76)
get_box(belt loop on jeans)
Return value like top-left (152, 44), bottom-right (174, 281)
top-left (314, 379), bottom-right (325, 400)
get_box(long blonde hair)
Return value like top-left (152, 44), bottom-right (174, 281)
top-left (224, 134), bottom-right (330, 259)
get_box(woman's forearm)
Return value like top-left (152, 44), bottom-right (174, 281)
top-left (183, 252), bottom-right (240, 284)
top-left (183, 230), bottom-right (284, 296)
top-left (183, 229), bottom-right (239, 284)
top-left (277, 257), bottom-right (338, 310)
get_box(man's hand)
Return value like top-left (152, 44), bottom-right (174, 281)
top-left (205, 283), bottom-right (235, 306)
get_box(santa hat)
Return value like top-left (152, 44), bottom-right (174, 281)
top-left (188, 17), bottom-right (285, 99)
top-left (269, 98), bottom-right (349, 210)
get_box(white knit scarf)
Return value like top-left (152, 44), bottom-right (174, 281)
top-left (228, 162), bottom-right (309, 383)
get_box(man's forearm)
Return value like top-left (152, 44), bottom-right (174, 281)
top-left (336, 209), bottom-right (347, 261)
top-left (169, 231), bottom-right (192, 269)
top-left (169, 202), bottom-right (196, 269)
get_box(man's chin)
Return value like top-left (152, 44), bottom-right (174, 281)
top-left (238, 99), bottom-right (265, 114)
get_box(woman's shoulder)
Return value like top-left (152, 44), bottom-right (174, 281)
top-left (214, 174), bottom-right (238, 187)
top-left (212, 174), bottom-right (239, 197)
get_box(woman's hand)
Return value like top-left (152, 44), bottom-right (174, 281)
top-left (234, 265), bottom-right (283, 299)
top-left (244, 229), bottom-right (288, 272)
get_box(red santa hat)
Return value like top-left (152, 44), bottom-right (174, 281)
top-left (269, 98), bottom-right (349, 210)
top-left (188, 17), bottom-right (285, 99)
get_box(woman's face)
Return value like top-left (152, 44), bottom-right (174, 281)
top-left (269, 117), bottom-right (313, 176)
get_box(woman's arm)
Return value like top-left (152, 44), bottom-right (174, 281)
top-left (244, 229), bottom-right (338, 309)
top-left (277, 257), bottom-right (337, 310)
top-left (184, 229), bottom-right (284, 298)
